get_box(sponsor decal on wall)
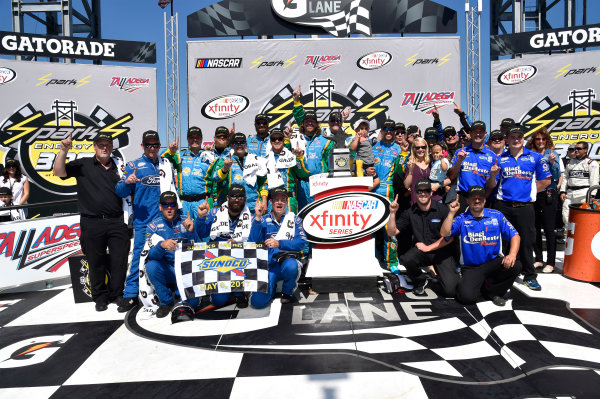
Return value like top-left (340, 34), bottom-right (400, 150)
top-left (0, 67), bottom-right (16, 85)
top-left (35, 73), bottom-right (92, 88)
top-left (401, 91), bottom-right (455, 114)
top-left (554, 64), bottom-right (599, 79)
top-left (195, 58), bottom-right (242, 68)
top-left (404, 53), bottom-right (451, 67)
top-left (304, 55), bottom-right (342, 70)
top-left (109, 76), bottom-right (150, 92)
top-left (356, 51), bottom-right (392, 70)
top-left (249, 56), bottom-right (297, 69)
top-left (201, 94), bottom-right (250, 119)
top-left (497, 65), bottom-right (537, 85)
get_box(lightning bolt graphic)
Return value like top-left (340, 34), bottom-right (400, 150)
top-left (15, 342), bottom-right (54, 357)
top-left (76, 75), bottom-right (91, 88)
top-left (36, 73), bottom-right (52, 86)
top-left (250, 56), bottom-right (264, 70)
top-left (404, 53), bottom-right (418, 67)
top-left (232, 269), bottom-right (245, 277)
top-left (267, 98), bottom-right (294, 126)
top-left (284, 0), bottom-right (293, 9)
top-left (523, 105), bottom-right (559, 134)
top-left (356, 90), bottom-right (392, 119)
top-left (99, 114), bottom-right (133, 139)
top-left (555, 64), bottom-right (571, 79)
top-left (438, 53), bottom-right (451, 66)
top-left (3, 112), bottom-right (44, 145)
top-left (283, 55), bottom-right (297, 69)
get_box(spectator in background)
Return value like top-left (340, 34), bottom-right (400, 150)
top-left (406, 125), bottom-right (420, 146)
top-left (443, 126), bottom-right (460, 161)
top-left (0, 186), bottom-right (22, 222)
top-left (404, 137), bottom-right (442, 205)
top-left (526, 128), bottom-right (561, 274)
top-left (1, 159), bottom-right (29, 219)
top-left (500, 118), bottom-right (515, 139)
top-left (424, 127), bottom-right (439, 152)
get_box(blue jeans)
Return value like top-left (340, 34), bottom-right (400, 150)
top-left (250, 258), bottom-right (300, 309)
top-left (145, 259), bottom-right (199, 308)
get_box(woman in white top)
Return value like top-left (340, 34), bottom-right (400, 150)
top-left (1, 159), bottom-right (29, 219)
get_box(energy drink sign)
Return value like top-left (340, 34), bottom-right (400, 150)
top-left (0, 59), bottom-right (156, 198)
top-left (188, 37), bottom-right (460, 138)
top-left (491, 51), bottom-right (600, 160)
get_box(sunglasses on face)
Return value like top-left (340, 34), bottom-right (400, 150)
top-left (416, 189), bottom-right (431, 195)
top-left (229, 195), bottom-right (245, 200)
top-left (161, 202), bottom-right (177, 208)
top-left (329, 119), bottom-right (340, 124)
top-left (491, 137), bottom-right (504, 142)
top-left (255, 121), bottom-right (268, 126)
top-left (535, 137), bottom-right (546, 141)
top-left (188, 136), bottom-right (203, 141)
top-left (568, 149), bottom-right (575, 152)
top-left (444, 132), bottom-right (457, 138)
top-left (574, 147), bottom-right (586, 151)
top-left (270, 136), bottom-right (284, 142)
top-left (383, 128), bottom-right (395, 132)
top-left (6, 165), bottom-right (16, 169)
top-left (231, 142), bottom-right (246, 147)
top-left (414, 145), bottom-right (427, 150)
top-left (144, 143), bottom-right (160, 149)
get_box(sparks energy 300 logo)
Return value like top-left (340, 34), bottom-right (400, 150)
top-left (401, 91), bottom-right (456, 114)
top-left (0, 99), bottom-right (132, 195)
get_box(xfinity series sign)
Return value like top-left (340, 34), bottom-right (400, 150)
top-left (299, 192), bottom-right (389, 243)
top-left (0, 31), bottom-right (156, 63)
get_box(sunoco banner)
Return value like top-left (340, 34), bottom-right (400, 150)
top-left (491, 51), bottom-right (600, 160)
top-left (0, 215), bottom-right (80, 290)
top-left (188, 37), bottom-right (460, 138)
top-left (0, 59), bottom-right (157, 210)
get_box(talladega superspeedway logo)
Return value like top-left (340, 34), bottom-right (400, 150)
top-left (401, 91), bottom-right (455, 114)
top-left (0, 100), bottom-right (132, 195)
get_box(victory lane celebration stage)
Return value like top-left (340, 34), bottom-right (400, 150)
top-left (1, 269), bottom-right (600, 399)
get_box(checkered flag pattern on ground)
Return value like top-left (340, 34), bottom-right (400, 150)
top-left (175, 242), bottom-right (269, 299)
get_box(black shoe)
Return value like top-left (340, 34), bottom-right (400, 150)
top-left (281, 293), bottom-right (294, 304)
top-left (117, 297), bottom-right (139, 313)
top-left (156, 303), bottom-right (174, 318)
top-left (413, 279), bottom-right (429, 296)
top-left (236, 295), bottom-right (248, 309)
top-left (95, 301), bottom-right (108, 312)
top-left (491, 296), bottom-right (507, 307)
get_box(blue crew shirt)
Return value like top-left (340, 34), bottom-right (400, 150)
top-left (246, 134), bottom-right (270, 157)
top-left (248, 213), bottom-right (307, 265)
top-left (452, 145), bottom-right (497, 193)
top-left (495, 148), bottom-right (551, 203)
top-left (147, 214), bottom-right (199, 263)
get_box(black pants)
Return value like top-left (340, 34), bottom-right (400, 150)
top-left (534, 189), bottom-right (558, 266)
top-left (456, 257), bottom-right (522, 304)
top-left (494, 201), bottom-right (537, 281)
top-left (80, 216), bottom-right (130, 304)
top-left (399, 246), bottom-right (459, 297)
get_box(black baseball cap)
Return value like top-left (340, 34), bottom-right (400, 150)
top-left (489, 130), bottom-right (504, 140)
top-left (231, 132), bottom-right (247, 143)
top-left (303, 110), bottom-right (318, 121)
top-left (424, 127), bottom-right (438, 139)
top-left (142, 130), bottom-right (160, 142)
top-left (255, 113), bottom-right (269, 123)
top-left (187, 126), bottom-right (202, 137)
top-left (269, 128), bottom-right (284, 138)
top-left (509, 125), bottom-right (524, 136)
top-left (471, 121), bottom-right (486, 131)
top-left (0, 187), bottom-right (12, 196)
top-left (395, 122), bottom-right (406, 131)
top-left (160, 191), bottom-right (178, 203)
top-left (229, 184), bottom-right (246, 197)
top-left (501, 118), bottom-right (515, 127)
top-left (94, 133), bottom-right (113, 143)
top-left (415, 180), bottom-right (432, 191)
top-left (382, 119), bottom-right (395, 129)
top-left (407, 125), bottom-right (419, 134)
top-left (443, 126), bottom-right (456, 135)
top-left (5, 159), bottom-right (19, 167)
top-left (467, 185), bottom-right (485, 197)
top-left (269, 187), bottom-right (289, 199)
top-left (215, 126), bottom-right (229, 138)
top-left (329, 111), bottom-right (342, 122)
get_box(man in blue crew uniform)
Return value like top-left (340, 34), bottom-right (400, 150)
top-left (247, 113), bottom-right (271, 157)
top-left (447, 121), bottom-right (498, 212)
top-left (144, 191), bottom-right (199, 318)
top-left (115, 130), bottom-right (172, 312)
top-left (193, 184), bottom-right (253, 308)
top-left (249, 187), bottom-right (307, 307)
top-left (487, 125), bottom-right (551, 291)
top-left (441, 185), bottom-right (522, 306)
top-left (162, 127), bottom-right (211, 216)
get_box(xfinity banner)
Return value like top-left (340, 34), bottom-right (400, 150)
top-left (0, 59), bottom-right (157, 211)
top-left (0, 31), bottom-right (156, 63)
top-left (188, 37), bottom-right (460, 138)
top-left (491, 51), bottom-right (600, 160)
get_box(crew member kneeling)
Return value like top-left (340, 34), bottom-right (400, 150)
top-left (441, 185), bottom-right (522, 306)
top-left (249, 187), bottom-right (307, 308)
top-left (145, 192), bottom-right (199, 318)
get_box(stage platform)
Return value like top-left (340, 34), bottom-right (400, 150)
top-left (1, 262), bottom-right (600, 399)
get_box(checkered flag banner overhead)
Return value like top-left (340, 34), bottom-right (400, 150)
top-left (175, 242), bottom-right (269, 299)
top-left (309, 0), bottom-right (373, 37)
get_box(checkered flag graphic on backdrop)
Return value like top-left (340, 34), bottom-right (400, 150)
top-left (195, 1), bottom-right (255, 36)
top-left (0, 103), bottom-right (39, 149)
top-left (309, 0), bottom-right (373, 37)
top-left (176, 242), bottom-right (269, 299)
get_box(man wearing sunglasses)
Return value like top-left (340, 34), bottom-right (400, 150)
top-left (204, 126), bottom-right (232, 206)
top-left (143, 191), bottom-right (199, 318)
top-left (163, 127), bottom-right (211, 218)
top-left (247, 114), bottom-right (271, 157)
top-left (387, 180), bottom-right (458, 297)
top-left (560, 141), bottom-right (599, 227)
top-left (115, 130), bottom-right (179, 312)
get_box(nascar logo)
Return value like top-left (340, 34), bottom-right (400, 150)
top-left (195, 58), bottom-right (242, 68)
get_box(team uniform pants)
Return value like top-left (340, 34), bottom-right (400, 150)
top-left (123, 225), bottom-right (146, 299)
top-left (494, 201), bottom-right (537, 281)
top-left (80, 216), bottom-right (130, 304)
top-left (562, 189), bottom-right (587, 227)
top-left (250, 258), bottom-right (300, 309)
top-left (376, 227), bottom-right (398, 269)
top-left (145, 259), bottom-right (199, 308)
top-left (398, 247), bottom-right (459, 297)
top-left (181, 198), bottom-right (208, 220)
top-left (534, 190), bottom-right (558, 266)
top-left (456, 257), bottom-right (522, 304)
top-left (297, 180), bottom-right (313, 212)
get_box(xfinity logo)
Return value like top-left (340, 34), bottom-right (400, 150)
top-left (498, 65), bottom-right (537, 85)
top-left (356, 51), bottom-right (392, 70)
top-left (0, 67), bottom-right (16, 85)
top-left (201, 94), bottom-right (249, 119)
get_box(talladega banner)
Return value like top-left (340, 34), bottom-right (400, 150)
top-left (187, 37), bottom-right (460, 138)
top-left (0, 59), bottom-right (157, 204)
top-left (491, 50), bottom-right (600, 160)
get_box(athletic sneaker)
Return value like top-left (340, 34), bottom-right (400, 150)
top-left (523, 279), bottom-right (542, 291)
top-left (117, 297), bottom-right (139, 313)
top-left (281, 293), bottom-right (294, 304)
top-left (155, 303), bottom-right (174, 318)
top-left (236, 294), bottom-right (248, 309)
top-left (491, 296), bottom-right (506, 307)
top-left (413, 279), bottom-right (429, 296)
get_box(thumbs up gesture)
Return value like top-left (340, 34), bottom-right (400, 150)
top-left (125, 167), bottom-right (140, 185)
top-left (293, 142), bottom-right (304, 157)
top-left (168, 136), bottom-right (179, 153)
top-left (182, 211), bottom-right (195, 231)
top-left (60, 132), bottom-right (73, 152)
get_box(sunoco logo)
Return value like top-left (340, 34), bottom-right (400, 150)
top-left (498, 65), bottom-right (537, 85)
top-left (357, 52), bottom-right (392, 70)
top-left (199, 255), bottom-right (249, 276)
top-left (201, 94), bottom-right (249, 120)
top-left (0, 67), bottom-right (16, 85)
top-left (0, 99), bottom-right (132, 195)
top-left (298, 192), bottom-right (389, 243)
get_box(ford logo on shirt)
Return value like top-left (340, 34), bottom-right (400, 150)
top-left (141, 175), bottom-right (160, 186)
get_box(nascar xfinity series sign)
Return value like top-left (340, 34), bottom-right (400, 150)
top-left (188, 37), bottom-right (460, 139)
top-left (0, 59), bottom-right (157, 202)
top-left (491, 50), bottom-right (600, 160)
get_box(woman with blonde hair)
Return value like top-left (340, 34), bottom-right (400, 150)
top-left (525, 128), bottom-right (561, 273)
top-left (404, 137), bottom-right (442, 204)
